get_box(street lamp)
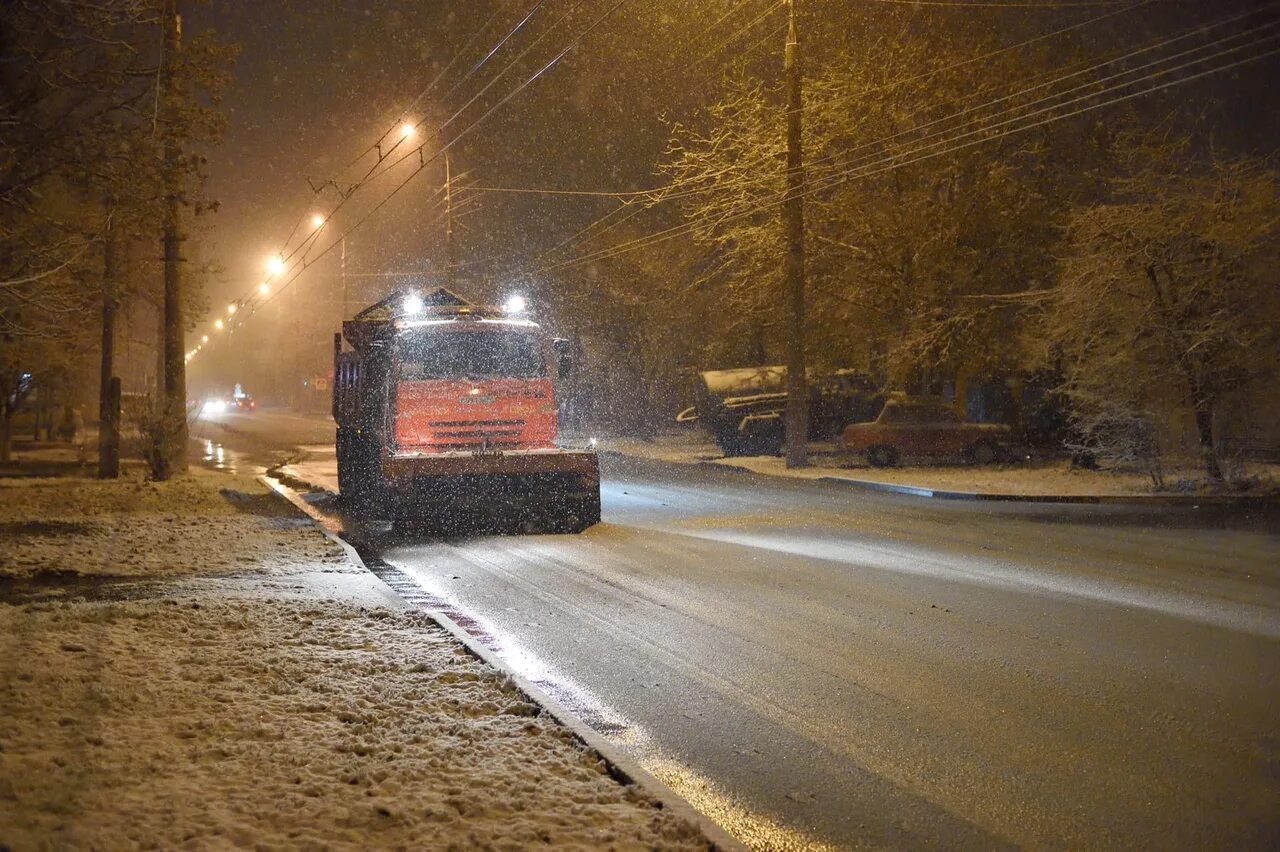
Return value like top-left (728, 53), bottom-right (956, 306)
top-left (311, 213), bottom-right (326, 229)
top-left (214, 319), bottom-right (224, 331)
top-left (259, 283), bottom-right (270, 296)
top-left (201, 334), bottom-right (209, 344)
top-left (400, 123), bottom-right (416, 139)
top-left (267, 255), bottom-right (286, 276)
top-left (227, 303), bottom-right (237, 315)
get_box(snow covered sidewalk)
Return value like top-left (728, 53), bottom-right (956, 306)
top-left (0, 467), bottom-right (348, 579)
top-left (602, 434), bottom-right (1278, 500)
top-left (0, 463), bottom-right (710, 849)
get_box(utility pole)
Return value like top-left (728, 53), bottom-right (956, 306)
top-left (340, 234), bottom-right (348, 319)
top-left (782, 0), bottom-right (809, 468)
top-left (159, 0), bottom-right (187, 476)
top-left (99, 204), bottom-right (120, 478)
top-left (444, 152), bottom-right (456, 290)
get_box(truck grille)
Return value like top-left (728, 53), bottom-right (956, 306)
top-left (428, 419), bottom-right (526, 446)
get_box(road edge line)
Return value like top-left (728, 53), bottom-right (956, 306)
top-left (258, 474), bottom-right (746, 852)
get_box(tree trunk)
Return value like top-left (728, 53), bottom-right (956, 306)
top-left (157, 0), bottom-right (187, 479)
top-left (100, 377), bottom-right (121, 479)
top-left (0, 412), bottom-right (11, 465)
top-left (99, 205), bottom-right (119, 478)
top-left (1193, 401), bottom-right (1222, 482)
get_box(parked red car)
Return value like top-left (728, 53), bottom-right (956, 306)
top-left (842, 396), bottom-right (1010, 467)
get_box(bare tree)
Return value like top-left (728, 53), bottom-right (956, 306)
top-left (1047, 137), bottom-right (1280, 482)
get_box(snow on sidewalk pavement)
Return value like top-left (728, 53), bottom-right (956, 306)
top-left (0, 465), bottom-right (709, 849)
top-left (0, 468), bottom-right (349, 579)
top-left (0, 597), bottom-right (706, 850)
top-left (600, 433), bottom-right (1277, 497)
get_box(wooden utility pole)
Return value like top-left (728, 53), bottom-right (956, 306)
top-left (98, 205), bottom-right (120, 478)
top-left (445, 152), bottom-right (456, 289)
top-left (160, 0), bottom-right (187, 476)
top-left (782, 0), bottom-right (809, 468)
top-left (340, 235), bottom-right (348, 319)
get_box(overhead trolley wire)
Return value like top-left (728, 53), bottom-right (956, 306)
top-left (224, 0), bottom-right (639, 324)
top-left (533, 27), bottom-right (1279, 274)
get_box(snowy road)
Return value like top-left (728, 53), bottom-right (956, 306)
top-left (197, 409), bottom-right (1280, 850)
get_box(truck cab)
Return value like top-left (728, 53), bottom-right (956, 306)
top-left (392, 317), bottom-right (558, 453)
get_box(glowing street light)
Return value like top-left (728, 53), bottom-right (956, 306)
top-left (214, 319), bottom-right (225, 331)
top-left (201, 334), bottom-right (209, 344)
top-left (227, 303), bottom-right (237, 315)
top-left (266, 255), bottom-right (286, 276)
top-left (400, 122), bottom-right (416, 139)
top-left (311, 213), bottom-right (326, 229)
top-left (503, 294), bottom-right (527, 314)
top-left (402, 292), bottom-right (424, 314)
top-left (259, 283), bottom-right (270, 296)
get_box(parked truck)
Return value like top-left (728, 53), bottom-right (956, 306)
top-left (681, 366), bottom-right (884, 456)
top-left (332, 288), bottom-right (600, 532)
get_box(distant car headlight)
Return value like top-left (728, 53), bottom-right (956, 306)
top-left (202, 399), bottom-right (227, 415)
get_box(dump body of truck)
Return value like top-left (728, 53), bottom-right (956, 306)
top-left (333, 288), bottom-right (600, 532)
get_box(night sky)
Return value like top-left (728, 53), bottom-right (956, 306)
top-left (184, 0), bottom-right (1280, 339)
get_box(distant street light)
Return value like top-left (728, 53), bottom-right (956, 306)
top-left (311, 214), bottom-right (326, 229)
top-left (400, 123), bottom-right (416, 139)
top-left (227, 303), bottom-right (237, 315)
top-left (266, 255), bottom-right (286, 276)
top-left (214, 319), bottom-right (225, 331)
top-left (201, 334), bottom-right (209, 344)
top-left (259, 283), bottom-right (270, 296)
top-left (503, 294), bottom-right (527, 314)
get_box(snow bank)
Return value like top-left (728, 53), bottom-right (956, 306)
top-left (0, 597), bottom-right (708, 849)
top-left (0, 468), bottom-right (348, 579)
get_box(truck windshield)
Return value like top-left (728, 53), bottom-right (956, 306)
top-left (398, 329), bottom-right (546, 380)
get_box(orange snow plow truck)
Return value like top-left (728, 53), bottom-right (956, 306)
top-left (332, 287), bottom-right (600, 532)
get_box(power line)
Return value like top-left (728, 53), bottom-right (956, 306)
top-left (200, 0), bottom-right (639, 343)
top-left (527, 0), bottom-right (1154, 268)
top-left (256, 3), bottom-right (524, 294)
top-left (798, 3), bottom-right (1280, 178)
top-left (536, 34), bottom-right (1279, 273)
top-left (802, 13), bottom-right (1280, 187)
top-left (468, 184), bottom-right (665, 197)
top-left (858, 0), bottom-right (1156, 8)
top-left (694, 0), bottom-right (788, 67)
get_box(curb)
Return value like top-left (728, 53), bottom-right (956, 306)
top-left (813, 475), bottom-right (1280, 506)
top-left (601, 449), bottom-right (1278, 507)
top-left (259, 474), bottom-right (745, 852)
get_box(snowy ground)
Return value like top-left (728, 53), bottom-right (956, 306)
top-left (0, 445), bottom-right (710, 850)
top-left (602, 433), bottom-right (1278, 497)
top-left (0, 465), bottom-right (347, 579)
top-left (0, 596), bottom-right (707, 849)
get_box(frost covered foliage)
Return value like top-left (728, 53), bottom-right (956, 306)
top-left (1046, 141), bottom-right (1280, 483)
top-left (660, 25), bottom-right (1107, 383)
top-left (0, 598), bottom-right (709, 850)
top-left (0, 469), bottom-right (347, 578)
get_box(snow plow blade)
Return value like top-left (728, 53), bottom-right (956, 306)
top-left (382, 449), bottom-right (601, 533)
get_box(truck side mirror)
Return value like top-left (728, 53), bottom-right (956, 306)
top-left (553, 338), bottom-right (573, 379)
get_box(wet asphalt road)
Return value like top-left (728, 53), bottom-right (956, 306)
top-left (197, 411), bottom-right (1280, 850)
